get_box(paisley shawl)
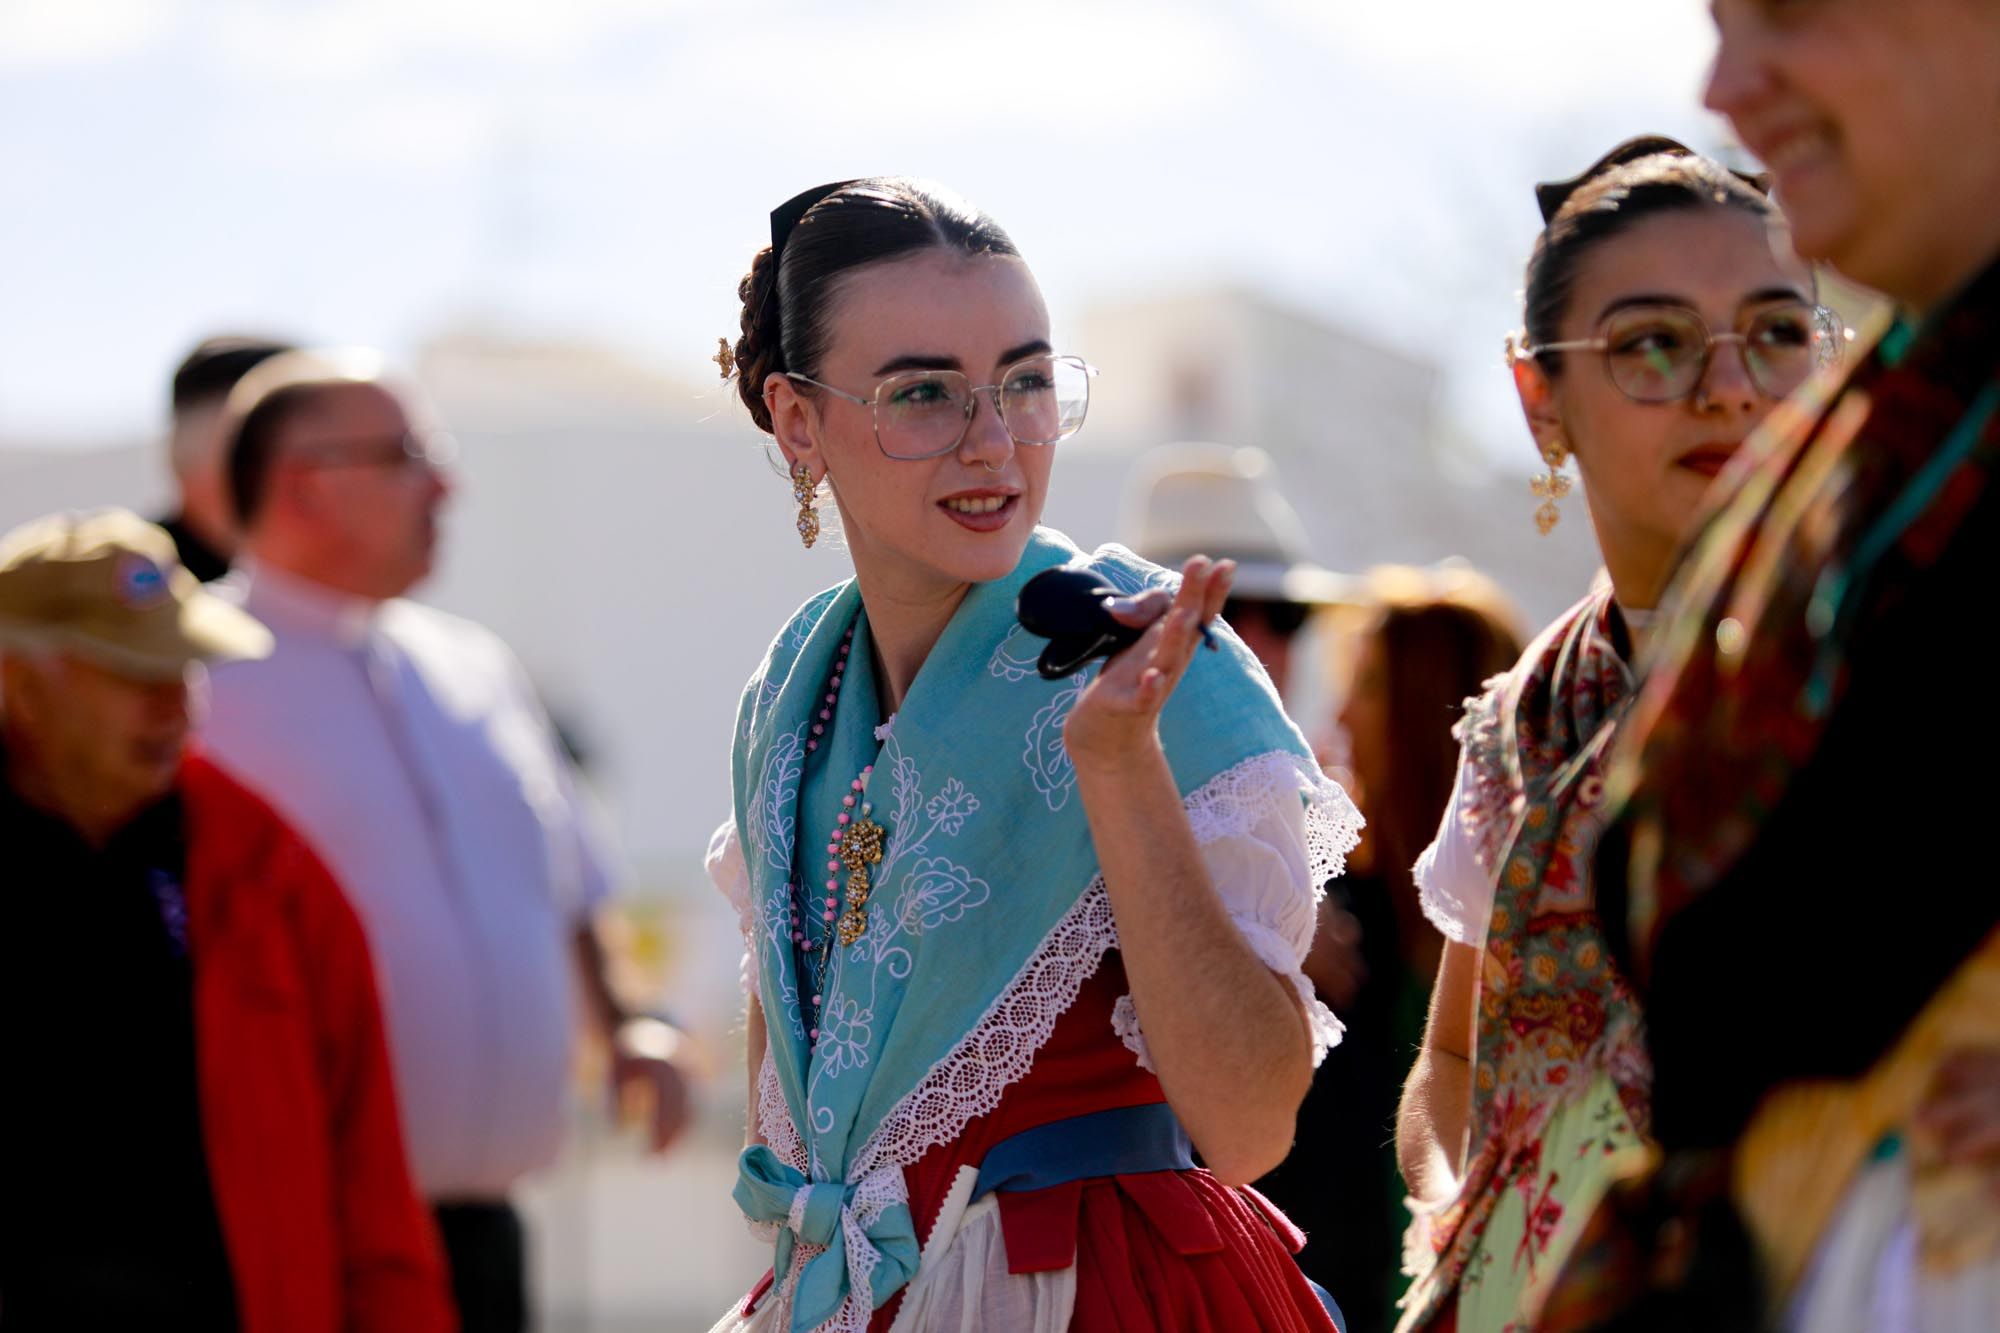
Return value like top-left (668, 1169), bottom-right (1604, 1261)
top-left (1400, 587), bottom-right (1652, 1330)
top-left (1610, 257), bottom-right (2000, 971)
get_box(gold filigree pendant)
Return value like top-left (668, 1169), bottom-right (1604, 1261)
top-left (836, 812), bottom-right (887, 945)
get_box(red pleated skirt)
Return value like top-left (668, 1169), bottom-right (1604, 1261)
top-left (863, 955), bottom-right (1337, 1332)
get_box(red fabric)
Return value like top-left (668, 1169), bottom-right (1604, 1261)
top-left (863, 955), bottom-right (1335, 1332)
top-left (180, 753), bottom-right (456, 1333)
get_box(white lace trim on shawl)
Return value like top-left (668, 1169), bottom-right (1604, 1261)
top-left (708, 749), bottom-right (1363, 1333)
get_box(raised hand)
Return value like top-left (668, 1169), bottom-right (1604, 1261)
top-left (1063, 556), bottom-right (1234, 767)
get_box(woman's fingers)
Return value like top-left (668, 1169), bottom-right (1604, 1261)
top-left (1172, 555), bottom-right (1232, 647)
top-left (1105, 587), bottom-right (1173, 629)
top-left (1176, 556), bottom-right (1214, 618)
top-left (1082, 556), bottom-right (1233, 722)
top-left (1094, 615), bottom-right (1170, 692)
top-left (1154, 606), bottom-right (1205, 682)
top-left (1202, 560), bottom-right (1235, 623)
top-left (1125, 559), bottom-right (1230, 695)
top-left (1097, 609), bottom-right (1199, 712)
top-left (1104, 558), bottom-right (1228, 642)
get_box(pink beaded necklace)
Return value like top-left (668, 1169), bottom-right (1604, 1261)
top-left (792, 627), bottom-right (889, 1044)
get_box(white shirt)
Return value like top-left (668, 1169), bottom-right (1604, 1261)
top-left (1413, 758), bottom-right (1496, 950)
top-left (200, 562), bottom-right (610, 1198)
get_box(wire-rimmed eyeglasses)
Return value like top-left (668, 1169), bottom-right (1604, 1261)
top-left (296, 430), bottom-right (459, 471)
top-left (785, 353), bottom-right (1096, 460)
top-left (1515, 301), bottom-right (1851, 404)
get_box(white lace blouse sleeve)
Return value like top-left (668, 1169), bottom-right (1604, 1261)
top-left (706, 818), bottom-right (758, 995)
top-left (1112, 753), bottom-right (1363, 1073)
top-left (1412, 756), bottom-right (1496, 949)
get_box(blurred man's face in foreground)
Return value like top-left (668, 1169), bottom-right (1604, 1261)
top-left (1706, 0), bottom-right (2000, 310)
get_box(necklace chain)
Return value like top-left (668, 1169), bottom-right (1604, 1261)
top-left (791, 627), bottom-right (888, 1045)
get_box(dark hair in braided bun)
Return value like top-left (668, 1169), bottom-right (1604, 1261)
top-left (733, 244), bottom-right (784, 432)
top-left (733, 177), bottom-right (1019, 433)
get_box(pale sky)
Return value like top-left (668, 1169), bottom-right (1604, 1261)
top-left (0, 0), bottom-right (1732, 461)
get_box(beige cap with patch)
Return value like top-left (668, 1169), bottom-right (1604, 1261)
top-left (0, 509), bottom-right (273, 680)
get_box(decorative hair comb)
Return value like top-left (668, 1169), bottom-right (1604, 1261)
top-left (769, 179), bottom-right (864, 264)
top-left (1535, 134), bottom-right (1773, 224)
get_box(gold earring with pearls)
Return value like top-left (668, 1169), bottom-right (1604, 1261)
top-left (792, 461), bottom-right (820, 549)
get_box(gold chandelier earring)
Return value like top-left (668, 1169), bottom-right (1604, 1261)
top-left (792, 461), bottom-right (820, 549)
top-left (1531, 436), bottom-right (1573, 535)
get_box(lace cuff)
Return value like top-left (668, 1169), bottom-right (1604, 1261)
top-left (1112, 919), bottom-right (1346, 1072)
top-left (1113, 752), bottom-right (1360, 1072)
top-left (1239, 920), bottom-right (1347, 1066)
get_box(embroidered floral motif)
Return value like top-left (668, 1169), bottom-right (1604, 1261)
top-left (748, 727), bottom-right (806, 875)
top-left (787, 587), bottom-right (842, 651)
top-left (1510, 1162), bottom-right (1564, 1279)
top-left (922, 779), bottom-right (980, 836)
top-left (986, 625), bottom-right (1044, 682)
top-left (814, 995), bottom-right (874, 1078)
top-left (892, 858), bottom-right (991, 934)
top-left (1022, 675), bottom-right (1090, 811)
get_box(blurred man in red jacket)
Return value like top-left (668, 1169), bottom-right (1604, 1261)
top-left (0, 507), bottom-right (453, 1333)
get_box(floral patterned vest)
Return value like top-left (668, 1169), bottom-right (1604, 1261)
top-left (1402, 587), bottom-right (1653, 1328)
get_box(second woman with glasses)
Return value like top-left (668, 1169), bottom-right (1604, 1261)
top-left (704, 177), bottom-right (1361, 1333)
top-left (1392, 137), bottom-right (1844, 1332)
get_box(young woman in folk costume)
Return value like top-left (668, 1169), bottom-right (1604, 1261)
top-left (1392, 136), bottom-right (1845, 1332)
top-left (703, 178), bottom-right (1361, 1333)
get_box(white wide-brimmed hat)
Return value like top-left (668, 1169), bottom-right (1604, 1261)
top-left (1122, 443), bottom-right (1354, 605)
